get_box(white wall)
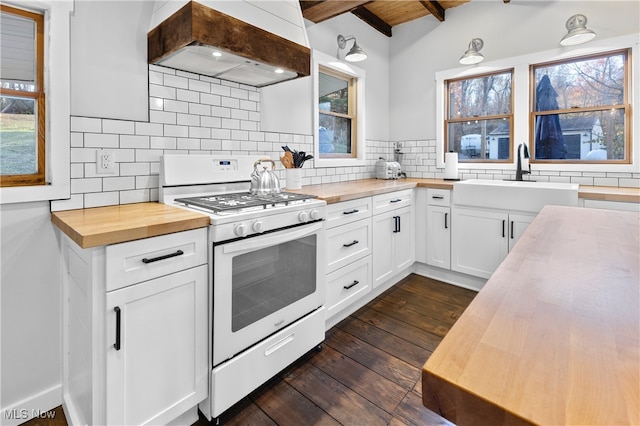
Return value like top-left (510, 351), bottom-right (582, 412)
top-left (1, 202), bottom-right (62, 421)
top-left (389, 0), bottom-right (640, 141)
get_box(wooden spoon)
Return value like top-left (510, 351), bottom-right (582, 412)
top-left (280, 152), bottom-right (294, 168)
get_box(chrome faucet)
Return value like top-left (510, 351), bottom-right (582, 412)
top-left (516, 143), bottom-right (531, 181)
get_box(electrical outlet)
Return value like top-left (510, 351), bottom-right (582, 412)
top-left (96, 149), bottom-right (116, 174)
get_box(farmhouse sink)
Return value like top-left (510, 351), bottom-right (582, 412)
top-left (453, 179), bottom-right (579, 212)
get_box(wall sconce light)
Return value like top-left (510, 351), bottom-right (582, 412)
top-left (459, 38), bottom-right (484, 65)
top-left (560, 14), bottom-right (596, 46)
top-left (337, 34), bottom-right (367, 62)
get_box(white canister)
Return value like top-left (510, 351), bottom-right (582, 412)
top-left (285, 168), bottom-right (302, 189)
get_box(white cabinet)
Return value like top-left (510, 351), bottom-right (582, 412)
top-left (63, 228), bottom-right (209, 426)
top-left (372, 190), bottom-right (415, 288)
top-left (451, 208), bottom-right (533, 279)
top-left (426, 189), bottom-right (451, 270)
top-left (324, 198), bottom-right (372, 320)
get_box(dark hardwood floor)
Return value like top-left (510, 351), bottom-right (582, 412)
top-left (24, 274), bottom-right (476, 426)
top-left (207, 273), bottom-right (476, 426)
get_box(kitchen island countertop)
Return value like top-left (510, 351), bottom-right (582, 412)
top-left (421, 205), bottom-right (639, 425)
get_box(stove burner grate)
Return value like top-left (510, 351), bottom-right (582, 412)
top-left (175, 191), bottom-right (318, 213)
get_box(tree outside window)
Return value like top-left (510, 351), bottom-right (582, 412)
top-left (531, 50), bottom-right (629, 163)
top-left (445, 70), bottom-right (513, 162)
top-left (318, 66), bottom-right (357, 159)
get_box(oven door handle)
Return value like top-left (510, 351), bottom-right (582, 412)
top-left (223, 222), bottom-right (324, 254)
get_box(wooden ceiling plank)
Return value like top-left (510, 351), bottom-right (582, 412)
top-left (301, 0), bottom-right (372, 23)
top-left (351, 6), bottom-right (392, 37)
top-left (419, 0), bottom-right (445, 22)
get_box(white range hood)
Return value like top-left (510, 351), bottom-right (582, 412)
top-left (148, 1), bottom-right (311, 87)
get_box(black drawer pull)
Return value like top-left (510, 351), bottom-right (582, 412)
top-left (343, 240), bottom-right (359, 247)
top-left (432, 195), bottom-right (444, 199)
top-left (343, 209), bottom-right (359, 215)
top-left (390, 199), bottom-right (402, 203)
top-left (114, 306), bottom-right (121, 351)
top-left (142, 250), bottom-right (184, 264)
top-left (343, 280), bottom-right (359, 290)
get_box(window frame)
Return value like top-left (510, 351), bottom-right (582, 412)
top-left (529, 49), bottom-right (631, 164)
top-left (313, 49), bottom-right (366, 168)
top-left (435, 34), bottom-right (639, 174)
top-left (0, 4), bottom-right (46, 187)
top-left (0, 0), bottom-right (71, 204)
top-left (318, 65), bottom-right (358, 160)
top-left (444, 68), bottom-right (514, 163)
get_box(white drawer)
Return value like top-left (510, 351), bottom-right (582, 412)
top-left (326, 256), bottom-right (371, 316)
top-left (105, 228), bottom-right (208, 291)
top-left (326, 218), bottom-right (372, 273)
top-left (427, 188), bottom-right (451, 207)
top-left (210, 307), bottom-right (325, 417)
top-left (326, 197), bottom-right (372, 229)
top-left (372, 189), bottom-right (413, 215)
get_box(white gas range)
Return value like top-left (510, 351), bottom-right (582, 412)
top-left (159, 154), bottom-right (327, 422)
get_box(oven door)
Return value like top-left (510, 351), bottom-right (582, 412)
top-left (212, 221), bottom-right (325, 366)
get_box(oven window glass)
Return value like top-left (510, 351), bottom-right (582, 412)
top-left (231, 234), bottom-right (317, 332)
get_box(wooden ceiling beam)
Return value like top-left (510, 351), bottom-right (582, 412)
top-left (419, 0), bottom-right (445, 22)
top-left (351, 6), bottom-right (392, 37)
top-left (300, 0), bottom-right (372, 23)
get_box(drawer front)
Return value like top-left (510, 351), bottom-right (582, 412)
top-left (427, 188), bottom-right (451, 207)
top-left (326, 219), bottom-right (372, 273)
top-left (326, 197), bottom-right (372, 229)
top-left (326, 256), bottom-right (371, 316)
top-left (372, 189), bottom-right (413, 215)
top-left (106, 228), bottom-right (208, 291)
top-left (211, 307), bottom-right (325, 417)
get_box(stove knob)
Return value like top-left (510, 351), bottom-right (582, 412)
top-left (252, 221), bottom-right (264, 233)
top-left (234, 223), bottom-right (248, 237)
top-left (309, 209), bottom-right (320, 221)
top-left (298, 211), bottom-right (309, 223)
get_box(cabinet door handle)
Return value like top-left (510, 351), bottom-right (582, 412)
top-left (343, 240), bottom-right (359, 247)
top-left (393, 216), bottom-right (400, 233)
top-left (114, 306), bottom-right (121, 351)
top-left (432, 195), bottom-right (444, 200)
top-left (343, 280), bottom-right (359, 290)
top-left (343, 209), bottom-right (359, 215)
top-left (390, 199), bottom-right (402, 203)
top-left (510, 221), bottom-right (514, 239)
top-left (142, 249), bottom-right (184, 264)
top-left (502, 220), bottom-right (506, 238)
top-left (444, 212), bottom-right (448, 229)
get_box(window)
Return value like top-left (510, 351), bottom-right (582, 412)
top-left (313, 49), bottom-right (366, 168)
top-left (318, 66), bottom-right (357, 158)
top-left (445, 70), bottom-right (513, 162)
top-left (531, 50), bottom-right (630, 163)
top-left (0, 4), bottom-right (45, 186)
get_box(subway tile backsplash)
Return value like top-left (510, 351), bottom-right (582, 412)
top-left (51, 65), bottom-right (639, 211)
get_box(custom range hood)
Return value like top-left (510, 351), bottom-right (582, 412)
top-left (148, 1), bottom-right (311, 87)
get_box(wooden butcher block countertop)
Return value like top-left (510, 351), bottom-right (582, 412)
top-left (288, 178), bottom-right (454, 203)
top-left (421, 205), bottom-right (640, 426)
top-left (291, 178), bottom-right (639, 204)
top-left (51, 202), bottom-right (210, 248)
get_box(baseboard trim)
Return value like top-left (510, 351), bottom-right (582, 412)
top-left (1, 384), bottom-right (62, 426)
